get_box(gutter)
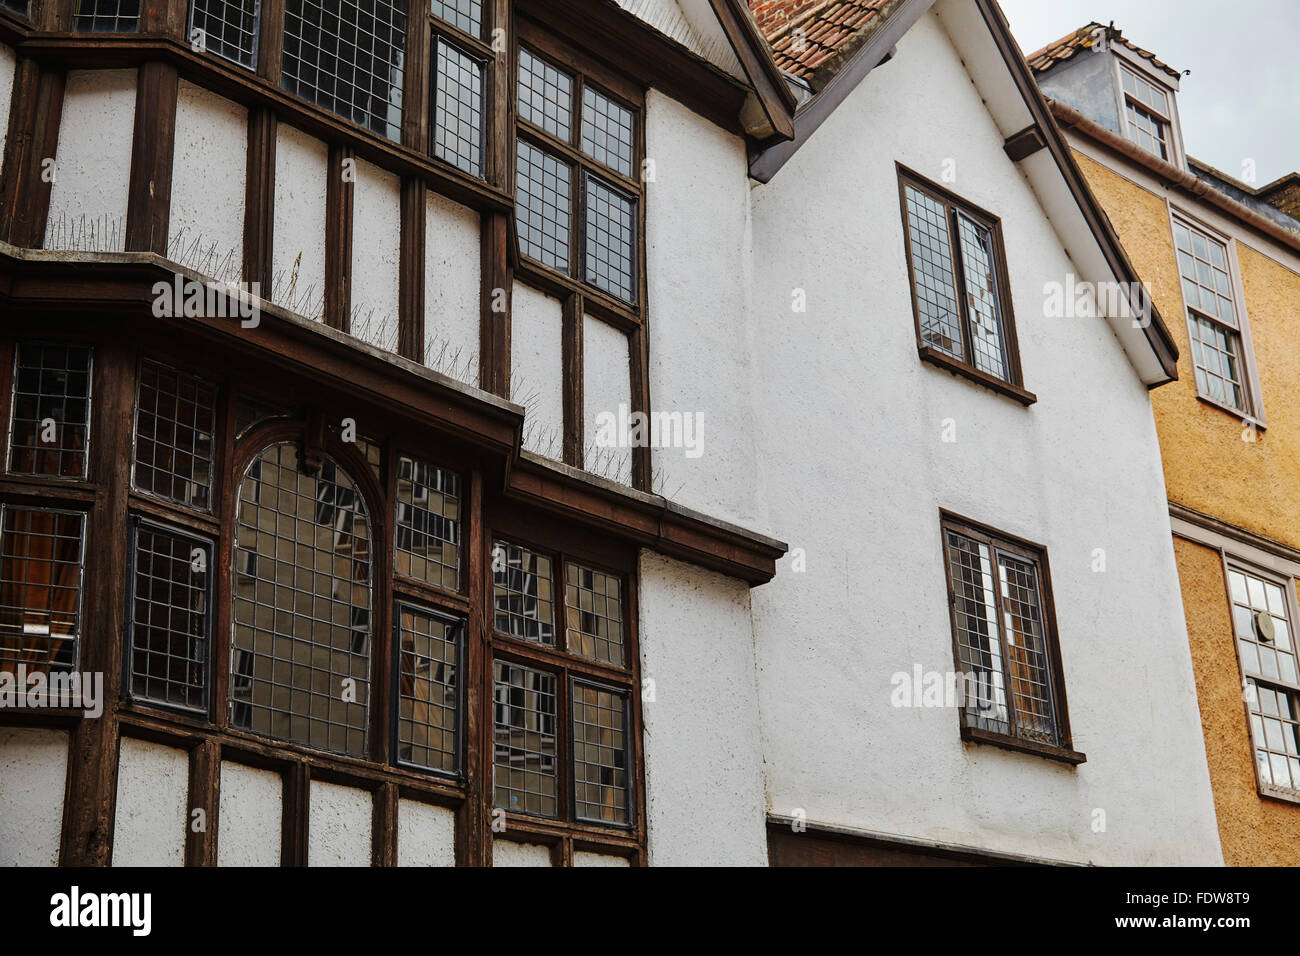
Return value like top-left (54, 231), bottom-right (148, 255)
top-left (1048, 98), bottom-right (1300, 260)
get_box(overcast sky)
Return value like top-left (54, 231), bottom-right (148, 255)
top-left (997, 0), bottom-right (1299, 186)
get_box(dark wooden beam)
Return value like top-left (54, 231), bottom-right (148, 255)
top-left (0, 58), bottom-right (64, 247)
top-left (59, 341), bottom-right (134, 865)
top-left (398, 176), bottom-right (426, 363)
top-left (629, 325), bottom-right (651, 492)
top-left (458, 468), bottom-right (490, 867)
top-left (487, 0), bottom-right (513, 189)
top-left (281, 760), bottom-right (310, 866)
top-left (256, 0), bottom-right (286, 83)
top-left (324, 143), bottom-right (354, 332)
top-left (403, 0), bottom-right (431, 154)
top-left (561, 293), bottom-right (584, 468)
top-left (185, 738), bottom-right (221, 866)
top-left (371, 781), bottom-right (398, 866)
top-left (125, 60), bottom-right (178, 254)
top-left (243, 108), bottom-right (277, 287)
top-left (479, 211), bottom-right (511, 397)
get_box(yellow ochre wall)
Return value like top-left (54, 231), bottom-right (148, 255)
top-left (1074, 151), bottom-right (1300, 862)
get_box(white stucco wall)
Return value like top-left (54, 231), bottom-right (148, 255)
top-left (638, 551), bottom-right (768, 866)
top-left (351, 158), bottom-right (402, 352)
top-left (574, 851), bottom-right (632, 867)
top-left (0, 44), bottom-right (14, 163)
top-left (511, 281), bottom-right (565, 461)
top-left (424, 191), bottom-right (481, 384)
top-left (742, 11), bottom-right (1220, 865)
top-left (0, 728), bottom-right (68, 866)
top-left (644, 89), bottom-right (761, 526)
top-left (217, 761), bottom-right (282, 867)
top-left (44, 70), bottom-right (136, 252)
top-left (308, 780), bottom-right (372, 866)
top-left (584, 314), bottom-right (633, 485)
top-left (170, 80), bottom-right (246, 280)
top-left (492, 839), bottom-right (552, 866)
top-left (396, 799), bottom-right (456, 867)
top-left (272, 122), bottom-right (328, 321)
top-left (112, 738), bottom-right (189, 867)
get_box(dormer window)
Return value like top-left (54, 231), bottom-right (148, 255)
top-left (1119, 65), bottom-right (1173, 161)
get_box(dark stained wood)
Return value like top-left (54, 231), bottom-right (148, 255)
top-left (282, 759), bottom-right (310, 866)
top-left (243, 108), bottom-right (277, 287)
top-left (141, 0), bottom-right (185, 38)
top-left (256, 0), bottom-right (285, 83)
top-left (562, 293), bottom-right (584, 468)
top-left (1003, 124), bottom-right (1047, 163)
top-left (403, 3), bottom-right (431, 153)
top-left (457, 468), bottom-right (490, 866)
top-left (372, 781), bottom-right (398, 866)
top-left (59, 342), bottom-right (134, 866)
top-left (32, 0), bottom-right (71, 32)
top-left (19, 35), bottom-right (513, 215)
top-left (515, 0), bottom-right (748, 136)
top-left (487, 0), bottom-right (514, 189)
top-left (398, 176), bottom-right (426, 363)
top-left (0, 58), bottom-right (64, 248)
top-left (185, 738), bottom-right (220, 866)
top-left (325, 143), bottom-right (354, 332)
top-left (125, 61), bottom-right (179, 254)
top-left (707, 0), bottom-right (796, 138)
top-left (479, 211), bottom-right (511, 397)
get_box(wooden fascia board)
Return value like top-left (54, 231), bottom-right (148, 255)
top-left (748, 0), bottom-right (937, 183)
top-left (971, 0), bottom-right (1179, 383)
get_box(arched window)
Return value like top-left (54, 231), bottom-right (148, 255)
top-left (230, 442), bottom-right (372, 756)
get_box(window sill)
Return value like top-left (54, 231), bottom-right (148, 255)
top-left (918, 347), bottom-right (1037, 406)
top-left (1258, 783), bottom-right (1300, 807)
top-left (961, 726), bottom-right (1086, 765)
top-left (1195, 393), bottom-right (1266, 431)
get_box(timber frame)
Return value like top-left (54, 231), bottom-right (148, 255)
top-left (0, 243), bottom-right (783, 867)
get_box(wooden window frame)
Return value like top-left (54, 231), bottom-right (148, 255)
top-left (0, 328), bottom-right (645, 864)
top-left (513, 21), bottom-right (646, 326)
top-left (896, 166), bottom-right (1035, 406)
top-left (939, 511), bottom-right (1083, 766)
top-left (1115, 61), bottom-right (1177, 164)
top-left (1222, 558), bottom-right (1300, 806)
top-left (1168, 208), bottom-right (1265, 427)
top-left (486, 507), bottom-right (645, 861)
top-left (509, 20), bottom-right (651, 489)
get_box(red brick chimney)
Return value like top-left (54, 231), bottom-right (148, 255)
top-left (749, 0), bottom-right (822, 37)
